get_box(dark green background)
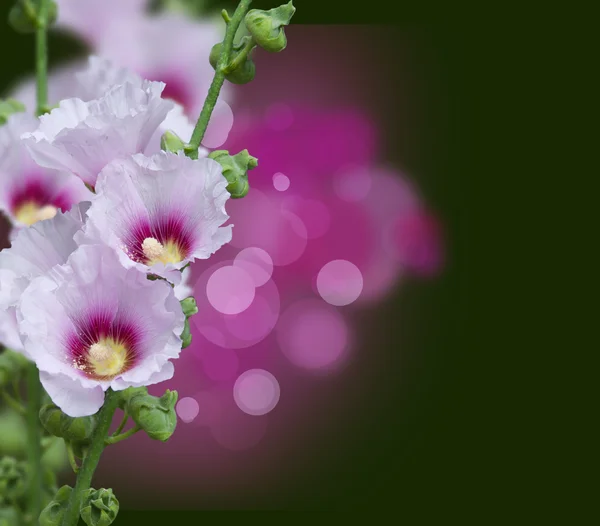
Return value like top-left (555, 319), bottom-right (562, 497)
top-left (0, 0), bottom-right (479, 517)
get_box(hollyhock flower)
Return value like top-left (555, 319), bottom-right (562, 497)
top-left (54, 0), bottom-right (149, 47)
top-left (21, 79), bottom-right (174, 189)
top-left (83, 151), bottom-right (231, 281)
top-left (17, 243), bottom-right (185, 417)
top-left (96, 12), bottom-right (229, 119)
top-left (0, 203), bottom-right (89, 352)
top-left (74, 56), bottom-right (203, 156)
top-left (174, 266), bottom-right (193, 301)
top-left (0, 113), bottom-right (90, 227)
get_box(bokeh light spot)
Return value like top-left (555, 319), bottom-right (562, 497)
top-left (206, 265), bottom-right (255, 315)
top-left (233, 247), bottom-right (273, 287)
top-left (276, 300), bottom-right (350, 371)
top-left (317, 259), bottom-right (364, 306)
top-left (273, 172), bottom-right (290, 192)
top-left (233, 369), bottom-right (281, 416)
top-left (176, 397), bottom-right (200, 423)
top-left (333, 166), bottom-right (373, 202)
top-left (201, 99), bottom-right (234, 148)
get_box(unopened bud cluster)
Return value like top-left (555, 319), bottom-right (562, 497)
top-left (209, 1), bottom-right (295, 85)
top-left (209, 149), bottom-right (258, 199)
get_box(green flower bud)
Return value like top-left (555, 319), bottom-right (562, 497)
top-left (39, 404), bottom-right (65, 438)
top-left (60, 413), bottom-right (97, 443)
top-left (208, 149), bottom-right (257, 199)
top-left (210, 39), bottom-right (256, 85)
top-left (0, 457), bottom-right (29, 500)
top-left (160, 130), bottom-right (186, 153)
top-left (8, 0), bottom-right (58, 34)
top-left (245, 1), bottom-right (296, 53)
top-left (181, 319), bottom-right (192, 349)
top-left (180, 297), bottom-right (198, 318)
top-left (0, 507), bottom-right (19, 526)
top-left (117, 386), bottom-right (147, 410)
top-left (128, 390), bottom-right (178, 441)
top-left (80, 488), bottom-right (119, 526)
top-left (0, 99), bottom-right (25, 126)
top-left (39, 485), bottom-right (72, 526)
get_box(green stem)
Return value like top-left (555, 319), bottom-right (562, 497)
top-left (223, 36), bottom-right (256, 74)
top-left (25, 363), bottom-right (43, 523)
top-left (66, 442), bottom-right (80, 474)
top-left (35, 0), bottom-right (49, 116)
top-left (185, 0), bottom-right (253, 159)
top-left (60, 389), bottom-right (120, 526)
top-left (105, 425), bottom-right (141, 445)
top-left (112, 409), bottom-right (129, 436)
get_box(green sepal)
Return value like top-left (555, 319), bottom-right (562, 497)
top-left (181, 319), bottom-right (192, 349)
top-left (127, 390), bottom-right (178, 442)
top-left (244, 1), bottom-right (296, 53)
top-left (39, 403), bottom-right (97, 442)
top-left (38, 485), bottom-right (72, 526)
top-left (208, 149), bottom-right (257, 198)
top-left (160, 130), bottom-right (186, 153)
top-left (180, 297), bottom-right (198, 318)
top-left (80, 488), bottom-right (119, 526)
top-left (0, 99), bottom-right (26, 126)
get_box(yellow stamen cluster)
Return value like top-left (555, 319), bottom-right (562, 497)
top-left (141, 237), bottom-right (183, 265)
top-left (14, 203), bottom-right (58, 226)
top-left (86, 339), bottom-right (128, 378)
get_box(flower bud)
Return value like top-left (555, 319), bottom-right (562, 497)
top-left (128, 390), bottom-right (178, 441)
top-left (180, 297), bottom-right (198, 318)
top-left (0, 457), bottom-right (28, 501)
top-left (0, 99), bottom-right (25, 126)
top-left (245, 1), bottom-right (296, 53)
top-left (80, 488), bottom-right (119, 526)
top-left (181, 318), bottom-right (192, 349)
top-left (210, 40), bottom-right (256, 85)
top-left (39, 404), bottom-right (64, 438)
top-left (160, 130), bottom-right (186, 153)
top-left (117, 386), bottom-right (147, 410)
top-left (8, 0), bottom-right (58, 34)
top-left (208, 149), bottom-right (258, 198)
top-left (60, 414), bottom-right (97, 443)
top-left (38, 485), bottom-right (72, 526)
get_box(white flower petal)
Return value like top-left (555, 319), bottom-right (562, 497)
top-left (40, 370), bottom-right (105, 417)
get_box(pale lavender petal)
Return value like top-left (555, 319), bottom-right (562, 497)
top-left (39, 370), bottom-right (105, 417)
top-left (22, 82), bottom-right (174, 187)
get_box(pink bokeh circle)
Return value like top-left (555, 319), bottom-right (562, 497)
top-left (316, 259), bottom-right (364, 306)
top-left (192, 260), bottom-right (281, 349)
top-left (233, 247), bottom-right (273, 287)
top-left (276, 299), bottom-right (350, 371)
top-left (233, 369), bottom-right (281, 416)
top-left (273, 172), bottom-right (291, 192)
top-left (176, 397), bottom-right (200, 423)
top-left (206, 265), bottom-right (256, 315)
